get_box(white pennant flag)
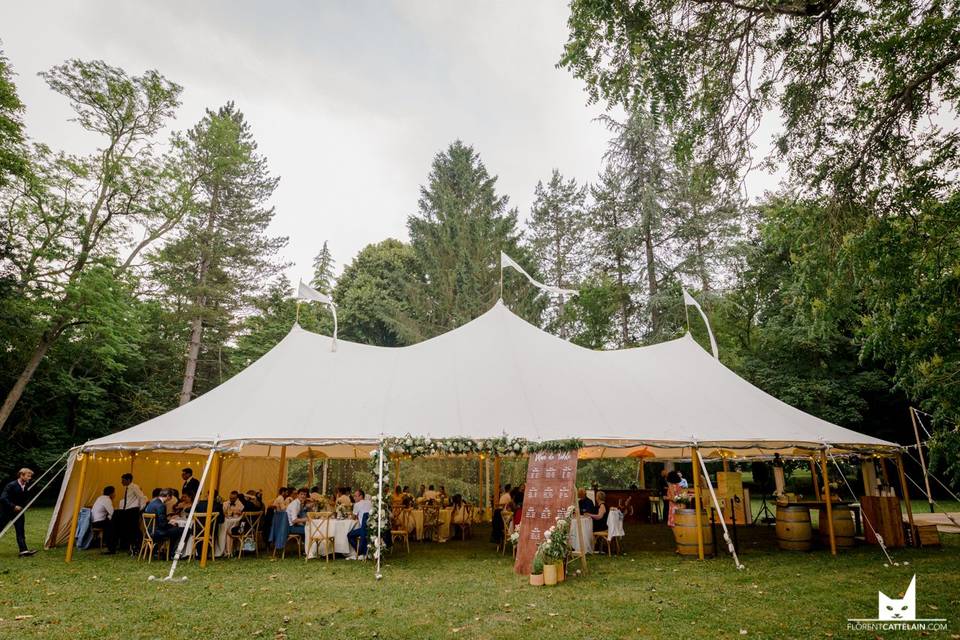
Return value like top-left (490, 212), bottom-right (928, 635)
top-left (682, 288), bottom-right (718, 359)
top-left (500, 251), bottom-right (579, 297)
top-left (297, 279), bottom-right (338, 349)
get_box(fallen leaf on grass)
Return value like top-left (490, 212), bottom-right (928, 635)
top-left (15, 616), bottom-right (33, 621)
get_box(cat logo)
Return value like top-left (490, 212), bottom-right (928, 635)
top-left (847, 575), bottom-right (948, 632)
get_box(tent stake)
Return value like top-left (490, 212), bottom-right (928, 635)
top-left (820, 451), bottom-right (836, 556)
top-left (64, 451), bottom-right (89, 563)
top-left (200, 452), bottom-right (221, 567)
top-left (691, 447), bottom-right (705, 560)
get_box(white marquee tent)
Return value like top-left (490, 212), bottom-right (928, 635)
top-left (46, 300), bottom-right (900, 549)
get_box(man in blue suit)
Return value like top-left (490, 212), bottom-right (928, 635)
top-left (1, 468), bottom-right (37, 557)
top-left (144, 489), bottom-right (184, 546)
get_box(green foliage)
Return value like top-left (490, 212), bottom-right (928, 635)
top-left (407, 140), bottom-right (542, 338)
top-left (0, 47), bottom-right (30, 188)
top-left (311, 241), bottom-right (335, 294)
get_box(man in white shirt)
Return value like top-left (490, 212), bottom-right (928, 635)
top-left (423, 484), bottom-right (440, 501)
top-left (347, 488), bottom-right (372, 559)
top-left (286, 488), bottom-right (308, 535)
top-left (115, 473), bottom-right (146, 554)
top-left (91, 486), bottom-right (117, 554)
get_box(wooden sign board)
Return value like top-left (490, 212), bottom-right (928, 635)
top-left (513, 450), bottom-right (578, 575)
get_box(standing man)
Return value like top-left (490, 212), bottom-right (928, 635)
top-left (115, 473), bottom-right (146, 554)
top-left (181, 468), bottom-right (200, 499)
top-left (0, 468), bottom-right (38, 557)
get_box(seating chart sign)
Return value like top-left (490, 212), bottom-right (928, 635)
top-left (513, 449), bottom-right (579, 575)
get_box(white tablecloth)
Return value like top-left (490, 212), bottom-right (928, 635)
top-left (305, 518), bottom-right (359, 558)
top-left (570, 516), bottom-right (595, 554)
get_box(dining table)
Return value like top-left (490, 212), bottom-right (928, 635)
top-left (305, 516), bottom-right (360, 558)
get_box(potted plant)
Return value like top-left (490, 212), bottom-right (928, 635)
top-left (542, 554), bottom-right (558, 586)
top-left (530, 551), bottom-right (545, 587)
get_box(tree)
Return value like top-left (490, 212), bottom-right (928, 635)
top-left (152, 102), bottom-right (286, 405)
top-left (528, 170), bottom-right (588, 338)
top-left (0, 60), bottom-right (187, 432)
top-left (407, 141), bottom-right (540, 337)
top-left (311, 240), bottom-right (335, 294)
top-left (334, 239), bottom-right (419, 347)
top-left (560, 0), bottom-right (960, 224)
top-left (0, 47), bottom-right (30, 189)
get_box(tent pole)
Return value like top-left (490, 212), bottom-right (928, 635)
top-left (375, 444), bottom-right (384, 579)
top-left (494, 457), bottom-right (501, 505)
top-left (895, 453), bottom-right (917, 547)
top-left (638, 459), bottom-right (645, 489)
top-left (200, 452), bottom-right (221, 567)
top-left (809, 457), bottom-right (821, 499)
top-left (477, 456), bottom-right (483, 509)
top-left (321, 459), bottom-right (328, 496)
top-left (277, 446), bottom-right (287, 492)
top-left (396, 458), bottom-right (401, 489)
top-left (691, 447), bottom-right (705, 560)
top-left (909, 408), bottom-right (934, 513)
top-left (820, 451), bottom-right (836, 556)
top-left (64, 450), bottom-right (89, 563)
top-left (308, 453), bottom-right (314, 489)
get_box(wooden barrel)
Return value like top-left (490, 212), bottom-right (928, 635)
top-left (819, 505), bottom-right (855, 549)
top-left (776, 505), bottom-right (812, 551)
top-left (673, 509), bottom-right (714, 556)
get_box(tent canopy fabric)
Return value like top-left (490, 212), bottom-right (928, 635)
top-left (80, 300), bottom-right (897, 459)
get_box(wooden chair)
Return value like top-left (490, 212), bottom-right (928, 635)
top-left (283, 530), bottom-right (304, 559)
top-left (91, 526), bottom-right (105, 551)
top-left (306, 512), bottom-right (335, 562)
top-left (593, 530), bottom-right (621, 555)
top-left (453, 505), bottom-right (472, 540)
top-left (422, 504), bottom-right (440, 542)
top-left (390, 508), bottom-right (411, 554)
top-left (190, 513), bottom-right (220, 561)
top-left (229, 511), bottom-right (263, 559)
top-left (138, 513), bottom-right (169, 562)
top-left (498, 511), bottom-right (513, 554)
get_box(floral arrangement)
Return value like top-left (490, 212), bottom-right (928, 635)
top-left (536, 505), bottom-right (576, 561)
top-left (672, 491), bottom-right (693, 507)
top-left (336, 503), bottom-right (351, 519)
top-left (509, 527), bottom-right (520, 546)
top-left (382, 435), bottom-right (583, 459)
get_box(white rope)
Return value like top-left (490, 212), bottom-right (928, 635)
top-left (695, 451), bottom-right (744, 570)
top-left (899, 462), bottom-right (960, 531)
top-left (150, 447), bottom-right (217, 583)
top-left (826, 452), bottom-right (896, 566)
top-left (0, 453), bottom-right (70, 540)
top-left (903, 448), bottom-right (960, 503)
top-left (912, 410), bottom-right (933, 439)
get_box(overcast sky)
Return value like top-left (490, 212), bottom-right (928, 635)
top-left (4, 1), bottom-right (780, 283)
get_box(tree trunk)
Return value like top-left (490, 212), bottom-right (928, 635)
top-left (643, 213), bottom-right (659, 335)
top-left (179, 314), bottom-right (205, 406)
top-left (0, 328), bottom-right (59, 432)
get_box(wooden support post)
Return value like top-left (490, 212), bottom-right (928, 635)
top-left (321, 459), bottom-right (329, 496)
top-left (820, 451), bottom-right (836, 556)
top-left (395, 457), bottom-right (401, 489)
top-left (477, 456), bottom-right (483, 508)
top-left (809, 458), bottom-right (821, 500)
top-left (691, 447), bottom-right (705, 560)
top-left (910, 408), bottom-right (935, 513)
top-left (895, 453), bottom-right (917, 547)
top-left (572, 495), bottom-right (588, 574)
top-left (64, 451), bottom-right (89, 563)
top-left (277, 446), bottom-right (287, 493)
top-left (722, 457), bottom-right (730, 473)
top-left (308, 453), bottom-right (315, 489)
top-left (638, 459), bottom-right (645, 488)
top-left (200, 452), bottom-right (221, 567)
top-left (879, 456), bottom-right (891, 488)
top-left (494, 456), bottom-right (501, 505)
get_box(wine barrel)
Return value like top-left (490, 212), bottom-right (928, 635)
top-left (818, 505), bottom-right (855, 549)
top-left (776, 505), bottom-right (812, 551)
top-left (673, 509), bottom-right (714, 556)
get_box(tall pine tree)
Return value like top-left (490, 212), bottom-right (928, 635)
top-left (152, 102), bottom-right (286, 405)
top-left (406, 141), bottom-right (540, 337)
top-left (311, 240), bottom-right (335, 294)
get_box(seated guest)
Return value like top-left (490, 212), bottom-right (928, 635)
top-left (173, 493), bottom-right (193, 517)
top-left (144, 489), bottom-right (185, 545)
top-left (223, 491), bottom-right (245, 518)
top-left (577, 488), bottom-right (595, 516)
top-left (241, 490), bottom-right (262, 512)
top-left (416, 484), bottom-right (426, 498)
top-left (336, 487), bottom-right (353, 507)
top-left (423, 484), bottom-right (440, 501)
top-left (91, 486), bottom-right (118, 554)
top-left (450, 494), bottom-right (469, 538)
top-left (391, 485), bottom-right (405, 507)
top-left (309, 486), bottom-right (323, 505)
top-left (589, 491), bottom-right (608, 532)
top-left (286, 488), bottom-right (309, 535)
top-left (401, 494), bottom-right (414, 508)
top-left (511, 488), bottom-right (523, 528)
top-left (272, 487), bottom-right (291, 510)
top-left (498, 484), bottom-right (513, 509)
top-left (346, 489), bottom-right (372, 558)
top-left (401, 485), bottom-right (411, 497)
top-left (438, 485), bottom-right (448, 504)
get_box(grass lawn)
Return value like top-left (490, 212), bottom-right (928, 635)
top-left (1, 508), bottom-right (958, 639)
